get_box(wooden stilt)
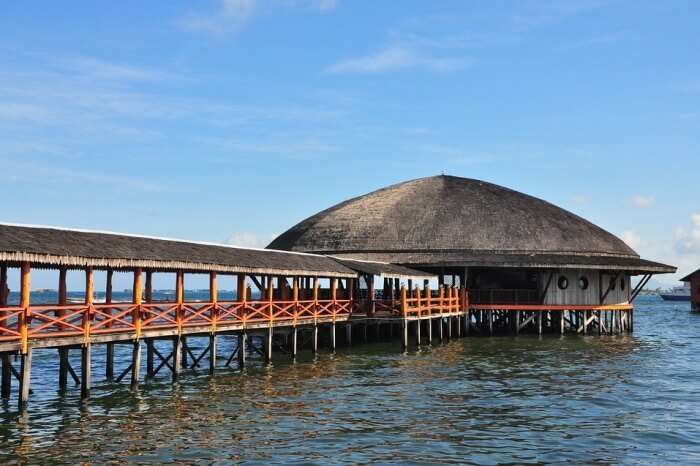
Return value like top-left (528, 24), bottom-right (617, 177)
top-left (402, 319), bottom-right (408, 351)
top-left (106, 343), bottom-right (114, 380)
top-left (58, 348), bottom-right (69, 391)
top-left (312, 325), bottom-right (319, 353)
top-left (172, 336), bottom-right (182, 381)
top-left (130, 340), bottom-right (141, 388)
top-left (266, 327), bottom-right (273, 363)
top-left (80, 343), bottom-right (91, 399)
top-left (1, 353), bottom-right (12, 399)
top-left (515, 311), bottom-right (521, 335)
top-left (416, 319), bottom-right (421, 346)
top-left (238, 332), bottom-right (246, 367)
top-left (18, 348), bottom-right (32, 411)
top-left (439, 316), bottom-right (444, 342)
top-left (346, 323), bottom-right (352, 346)
top-left (209, 334), bottom-right (216, 374)
top-left (146, 339), bottom-right (155, 378)
top-left (291, 327), bottom-right (298, 359)
top-left (427, 317), bottom-right (432, 344)
top-left (537, 311), bottom-right (543, 335)
top-left (560, 310), bottom-right (565, 335)
top-left (489, 310), bottom-right (494, 336)
top-left (330, 323), bottom-right (336, 352)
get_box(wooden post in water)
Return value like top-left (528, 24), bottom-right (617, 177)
top-left (131, 268), bottom-right (143, 388)
top-left (81, 267), bottom-right (93, 399)
top-left (1, 266), bottom-right (10, 399)
top-left (238, 278), bottom-right (247, 368)
top-left (173, 271), bottom-right (183, 380)
top-left (209, 272), bottom-right (217, 374)
top-left (560, 310), bottom-right (565, 335)
top-left (58, 268), bottom-right (69, 391)
top-left (145, 271), bottom-right (155, 378)
top-left (105, 270), bottom-right (114, 379)
top-left (266, 277), bottom-right (273, 363)
top-left (292, 277), bottom-right (299, 359)
top-left (330, 278), bottom-right (337, 352)
top-left (415, 286), bottom-right (421, 346)
top-left (312, 277), bottom-right (319, 353)
top-left (401, 285), bottom-right (408, 351)
top-left (425, 284), bottom-right (432, 344)
top-left (18, 262), bottom-right (31, 411)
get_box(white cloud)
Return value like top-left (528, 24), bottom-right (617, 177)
top-left (631, 195), bottom-right (655, 208)
top-left (60, 57), bottom-right (173, 83)
top-left (571, 194), bottom-right (589, 205)
top-left (326, 44), bottom-right (472, 74)
top-left (181, 0), bottom-right (256, 37)
top-left (181, 0), bottom-right (337, 37)
top-left (227, 232), bottom-right (276, 248)
top-left (675, 213), bottom-right (700, 254)
top-left (621, 230), bottom-right (642, 250)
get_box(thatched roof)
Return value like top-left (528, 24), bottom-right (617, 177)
top-left (332, 257), bottom-right (435, 280)
top-left (268, 176), bottom-right (676, 275)
top-left (0, 223), bottom-right (356, 278)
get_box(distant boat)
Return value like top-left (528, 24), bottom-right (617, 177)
top-left (660, 282), bottom-right (691, 301)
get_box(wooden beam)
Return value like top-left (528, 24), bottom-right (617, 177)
top-left (237, 274), bottom-right (246, 301)
top-left (600, 272), bottom-right (621, 304)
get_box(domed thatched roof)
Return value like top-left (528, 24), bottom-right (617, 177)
top-left (268, 176), bottom-right (674, 274)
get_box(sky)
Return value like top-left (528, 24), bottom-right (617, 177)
top-left (0, 0), bottom-right (699, 290)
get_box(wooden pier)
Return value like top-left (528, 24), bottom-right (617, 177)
top-left (0, 223), bottom-right (640, 412)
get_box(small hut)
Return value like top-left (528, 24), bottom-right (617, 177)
top-left (681, 270), bottom-right (700, 311)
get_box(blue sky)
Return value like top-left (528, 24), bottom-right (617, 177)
top-left (1, 0), bottom-right (698, 289)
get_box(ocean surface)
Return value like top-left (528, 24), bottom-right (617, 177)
top-left (1, 295), bottom-right (699, 464)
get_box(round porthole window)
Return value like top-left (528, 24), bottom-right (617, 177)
top-left (578, 276), bottom-right (589, 290)
top-left (558, 276), bottom-right (569, 290)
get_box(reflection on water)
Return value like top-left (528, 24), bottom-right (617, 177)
top-left (2, 297), bottom-right (700, 464)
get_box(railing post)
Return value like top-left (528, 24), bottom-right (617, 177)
top-left (130, 268), bottom-right (143, 388)
top-left (173, 270), bottom-right (184, 381)
top-left (293, 277), bottom-right (299, 323)
top-left (368, 275), bottom-right (375, 317)
top-left (18, 261), bottom-right (32, 411)
top-left (312, 277), bottom-right (319, 353)
top-left (209, 272), bottom-right (218, 374)
top-left (401, 285), bottom-right (408, 351)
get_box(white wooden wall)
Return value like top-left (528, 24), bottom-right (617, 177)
top-left (541, 270), bottom-right (630, 305)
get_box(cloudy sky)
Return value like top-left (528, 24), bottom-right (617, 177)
top-left (1, 0), bottom-right (698, 289)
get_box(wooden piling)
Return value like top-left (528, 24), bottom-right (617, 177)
top-left (291, 327), bottom-right (298, 359)
top-left (80, 343), bottom-right (91, 399)
top-left (105, 270), bottom-right (115, 379)
top-left (131, 269), bottom-right (143, 388)
top-left (401, 285), bottom-right (408, 351)
top-left (238, 332), bottom-right (246, 367)
top-left (1, 353), bottom-right (11, 399)
top-left (209, 334), bottom-right (217, 374)
top-left (19, 348), bottom-right (31, 411)
top-left (18, 262), bottom-right (31, 411)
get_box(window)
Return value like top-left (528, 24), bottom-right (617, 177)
top-left (578, 276), bottom-right (589, 290)
top-left (558, 276), bottom-right (569, 290)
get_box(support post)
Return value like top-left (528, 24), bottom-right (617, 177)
top-left (1, 353), bottom-right (12, 399)
top-left (19, 348), bottom-right (31, 411)
top-left (238, 332), bottom-right (246, 367)
top-left (131, 269), bottom-right (143, 388)
top-left (18, 262), bottom-right (31, 410)
top-left (312, 277), bottom-right (319, 353)
top-left (401, 285), bottom-right (408, 351)
top-left (560, 310), bottom-right (565, 335)
top-left (266, 327), bottom-right (273, 363)
top-left (81, 267), bottom-right (94, 399)
top-left (146, 339), bottom-right (155, 378)
top-left (291, 327), bottom-right (298, 359)
top-left (537, 311), bottom-right (543, 336)
top-left (209, 272), bottom-right (218, 374)
top-left (105, 270), bottom-right (114, 379)
top-left (346, 323), bottom-right (352, 346)
top-left (80, 342), bottom-right (91, 399)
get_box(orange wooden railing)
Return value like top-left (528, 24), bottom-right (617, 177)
top-left (0, 298), bottom-right (353, 347)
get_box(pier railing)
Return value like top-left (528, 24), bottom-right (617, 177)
top-left (0, 298), bottom-right (353, 345)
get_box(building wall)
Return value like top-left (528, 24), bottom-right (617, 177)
top-left (691, 276), bottom-right (700, 311)
top-left (541, 270), bottom-right (630, 305)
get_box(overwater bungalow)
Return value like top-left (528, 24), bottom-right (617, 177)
top-left (0, 175), bottom-right (675, 410)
